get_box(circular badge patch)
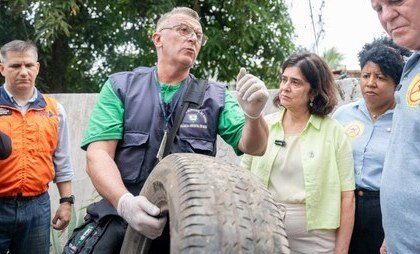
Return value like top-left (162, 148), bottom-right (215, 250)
top-left (406, 74), bottom-right (420, 107)
top-left (344, 120), bottom-right (364, 139)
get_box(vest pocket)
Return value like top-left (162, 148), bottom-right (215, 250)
top-left (116, 132), bottom-right (149, 183)
top-left (179, 137), bottom-right (214, 155)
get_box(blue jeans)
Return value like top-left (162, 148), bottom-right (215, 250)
top-left (0, 192), bottom-right (51, 254)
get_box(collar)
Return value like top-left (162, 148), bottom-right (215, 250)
top-left (307, 113), bottom-right (322, 130)
top-left (356, 98), bottom-right (394, 117)
top-left (153, 66), bottom-right (192, 86)
top-left (0, 85), bottom-right (46, 110)
top-left (403, 51), bottom-right (420, 76)
top-left (3, 85), bottom-right (38, 105)
top-left (268, 108), bottom-right (322, 131)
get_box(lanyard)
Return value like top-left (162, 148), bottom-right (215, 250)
top-left (154, 70), bottom-right (190, 126)
top-left (154, 71), bottom-right (194, 161)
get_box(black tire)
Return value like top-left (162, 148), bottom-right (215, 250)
top-left (120, 153), bottom-right (289, 254)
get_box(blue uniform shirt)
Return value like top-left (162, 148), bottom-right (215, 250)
top-left (381, 51), bottom-right (420, 254)
top-left (333, 99), bottom-right (393, 191)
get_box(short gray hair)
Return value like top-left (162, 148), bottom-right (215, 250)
top-left (156, 7), bottom-right (200, 30)
top-left (0, 40), bottom-right (38, 63)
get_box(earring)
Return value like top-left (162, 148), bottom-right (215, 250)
top-left (309, 100), bottom-right (314, 107)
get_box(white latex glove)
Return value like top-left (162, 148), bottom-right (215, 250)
top-left (236, 67), bottom-right (269, 119)
top-left (117, 193), bottom-right (167, 239)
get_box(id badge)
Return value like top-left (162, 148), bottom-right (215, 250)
top-left (156, 130), bottom-right (168, 161)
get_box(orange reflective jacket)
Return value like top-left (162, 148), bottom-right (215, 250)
top-left (0, 91), bottom-right (59, 197)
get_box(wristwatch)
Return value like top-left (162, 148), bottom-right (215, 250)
top-left (59, 195), bottom-right (75, 204)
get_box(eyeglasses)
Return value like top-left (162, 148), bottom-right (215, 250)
top-left (280, 76), bottom-right (308, 88)
top-left (159, 23), bottom-right (208, 46)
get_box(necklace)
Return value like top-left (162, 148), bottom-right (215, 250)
top-left (369, 101), bottom-right (396, 121)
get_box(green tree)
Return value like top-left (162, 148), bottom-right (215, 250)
top-left (322, 47), bottom-right (344, 70)
top-left (0, 0), bottom-right (294, 92)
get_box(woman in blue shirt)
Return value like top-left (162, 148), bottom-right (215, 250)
top-left (333, 37), bottom-right (411, 254)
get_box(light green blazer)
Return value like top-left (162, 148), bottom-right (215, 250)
top-left (241, 109), bottom-right (355, 230)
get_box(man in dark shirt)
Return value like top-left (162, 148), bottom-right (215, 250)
top-left (0, 130), bottom-right (11, 159)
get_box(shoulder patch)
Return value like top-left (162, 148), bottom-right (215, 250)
top-left (406, 74), bottom-right (420, 107)
top-left (344, 120), bottom-right (364, 139)
top-left (34, 109), bottom-right (56, 118)
top-left (0, 107), bottom-right (12, 116)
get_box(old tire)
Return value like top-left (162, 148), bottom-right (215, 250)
top-left (120, 153), bottom-right (289, 254)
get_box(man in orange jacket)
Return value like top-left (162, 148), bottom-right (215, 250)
top-left (0, 40), bottom-right (74, 254)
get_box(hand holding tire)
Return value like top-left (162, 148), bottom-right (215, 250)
top-left (117, 193), bottom-right (167, 239)
top-left (236, 67), bottom-right (269, 119)
top-left (121, 154), bottom-right (290, 253)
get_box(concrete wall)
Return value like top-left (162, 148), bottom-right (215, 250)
top-left (47, 78), bottom-right (361, 215)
